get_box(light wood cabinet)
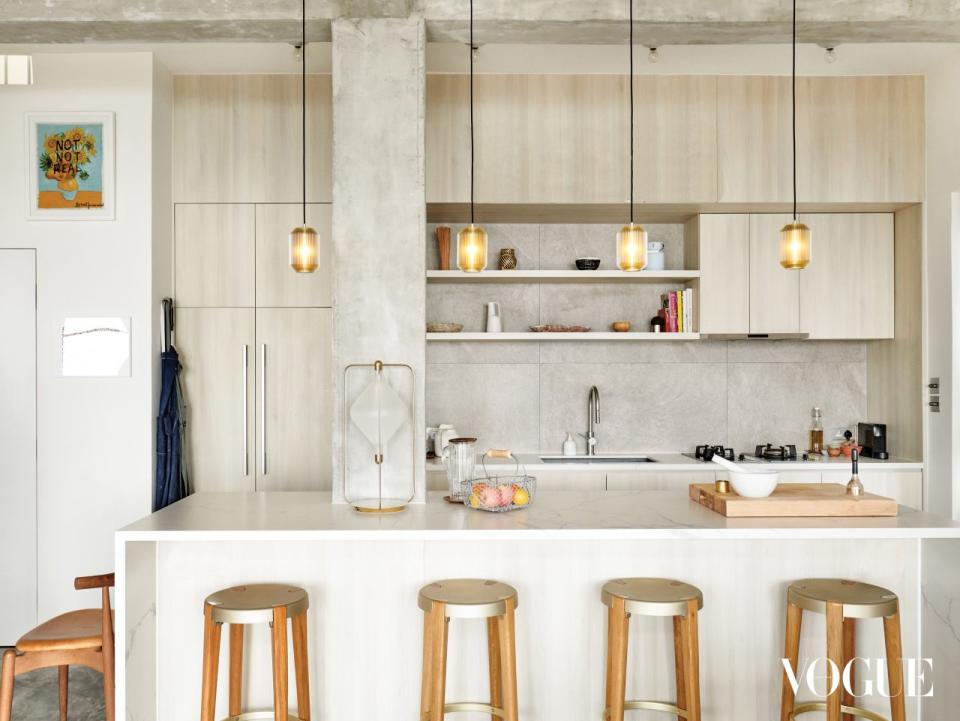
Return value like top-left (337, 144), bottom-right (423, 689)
top-left (821, 469), bottom-right (922, 509)
top-left (800, 214), bottom-right (894, 339)
top-left (173, 75), bottom-right (332, 203)
top-left (694, 214), bottom-right (751, 334)
top-left (255, 308), bottom-right (332, 491)
top-left (749, 214), bottom-right (801, 334)
top-left (606, 471), bottom-right (715, 491)
top-left (175, 204), bottom-right (256, 307)
top-left (255, 204), bottom-right (332, 308)
top-left (177, 309), bottom-right (256, 493)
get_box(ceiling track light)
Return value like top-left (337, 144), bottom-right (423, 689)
top-left (647, 46), bottom-right (660, 64)
top-left (824, 46), bottom-right (837, 64)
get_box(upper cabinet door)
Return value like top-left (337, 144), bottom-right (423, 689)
top-left (175, 204), bottom-right (256, 307)
top-left (798, 76), bottom-right (924, 203)
top-left (800, 214), bottom-right (894, 339)
top-left (255, 204), bottom-right (332, 308)
top-left (748, 214), bottom-right (800, 334)
top-left (174, 75), bottom-right (332, 203)
top-left (634, 76), bottom-right (718, 203)
top-left (717, 76), bottom-right (792, 203)
top-left (696, 214), bottom-right (750, 334)
top-left (425, 74), bottom-right (471, 203)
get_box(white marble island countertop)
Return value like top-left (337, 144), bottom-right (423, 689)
top-left (118, 490), bottom-right (960, 541)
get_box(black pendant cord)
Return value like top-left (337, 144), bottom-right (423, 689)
top-left (791, 0), bottom-right (797, 222)
top-left (469, 0), bottom-right (475, 226)
top-left (301, 0), bottom-right (307, 226)
top-left (629, 0), bottom-right (634, 225)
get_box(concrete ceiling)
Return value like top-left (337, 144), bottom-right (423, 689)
top-left (3, 0), bottom-right (960, 45)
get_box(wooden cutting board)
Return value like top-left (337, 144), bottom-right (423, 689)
top-left (689, 483), bottom-right (898, 517)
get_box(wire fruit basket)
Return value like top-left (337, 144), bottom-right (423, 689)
top-left (460, 449), bottom-right (536, 512)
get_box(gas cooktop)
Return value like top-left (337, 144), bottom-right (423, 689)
top-left (684, 443), bottom-right (815, 463)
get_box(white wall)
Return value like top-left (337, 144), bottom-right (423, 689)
top-left (0, 52), bottom-right (168, 617)
top-left (925, 49), bottom-right (960, 519)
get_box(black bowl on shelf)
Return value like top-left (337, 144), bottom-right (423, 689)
top-left (575, 257), bottom-right (601, 271)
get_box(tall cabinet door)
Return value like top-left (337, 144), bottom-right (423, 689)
top-left (175, 204), bottom-right (255, 307)
top-left (255, 308), bottom-right (332, 491)
top-left (255, 204), bottom-right (332, 308)
top-left (749, 214), bottom-right (800, 334)
top-left (696, 214), bottom-right (750, 334)
top-left (177, 309), bottom-right (255, 492)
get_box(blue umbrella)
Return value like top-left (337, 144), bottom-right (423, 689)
top-left (154, 301), bottom-right (190, 511)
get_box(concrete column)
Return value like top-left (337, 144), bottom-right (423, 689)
top-left (331, 17), bottom-right (426, 503)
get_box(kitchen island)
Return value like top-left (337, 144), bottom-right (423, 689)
top-left (116, 491), bottom-right (960, 721)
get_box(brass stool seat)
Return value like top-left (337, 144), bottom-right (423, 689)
top-left (602, 578), bottom-right (703, 721)
top-left (418, 579), bottom-right (519, 721)
top-left (201, 584), bottom-right (311, 721)
top-left (780, 579), bottom-right (905, 721)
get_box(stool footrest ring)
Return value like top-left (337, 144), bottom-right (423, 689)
top-left (219, 713), bottom-right (306, 721)
top-left (419, 701), bottom-right (506, 719)
top-left (604, 700), bottom-right (688, 718)
top-left (790, 701), bottom-right (889, 721)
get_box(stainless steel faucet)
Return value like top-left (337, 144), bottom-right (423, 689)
top-left (581, 385), bottom-right (600, 455)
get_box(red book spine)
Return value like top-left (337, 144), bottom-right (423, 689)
top-left (668, 292), bottom-right (678, 332)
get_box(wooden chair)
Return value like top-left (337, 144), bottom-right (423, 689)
top-left (0, 573), bottom-right (115, 721)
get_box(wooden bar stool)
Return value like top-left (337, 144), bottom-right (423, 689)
top-left (780, 579), bottom-right (905, 721)
top-left (200, 584), bottom-right (311, 721)
top-left (418, 579), bottom-right (520, 721)
top-left (601, 578), bottom-right (703, 721)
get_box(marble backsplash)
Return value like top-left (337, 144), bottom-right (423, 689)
top-left (425, 223), bottom-right (867, 455)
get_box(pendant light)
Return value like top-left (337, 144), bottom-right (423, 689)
top-left (617, 0), bottom-right (647, 272)
top-left (779, 0), bottom-right (811, 270)
top-left (290, 0), bottom-right (319, 273)
top-left (456, 0), bottom-right (488, 273)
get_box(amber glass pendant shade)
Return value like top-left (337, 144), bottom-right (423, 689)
top-left (779, 220), bottom-right (811, 270)
top-left (290, 225), bottom-right (319, 273)
top-left (617, 223), bottom-right (648, 271)
top-left (457, 224), bottom-right (488, 272)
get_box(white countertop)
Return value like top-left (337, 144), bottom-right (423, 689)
top-left (118, 490), bottom-right (959, 542)
top-left (426, 452), bottom-right (923, 473)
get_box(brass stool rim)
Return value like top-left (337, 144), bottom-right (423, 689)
top-left (788, 579), bottom-right (899, 619)
top-left (601, 578), bottom-right (703, 617)
top-left (790, 701), bottom-right (889, 721)
top-left (220, 713), bottom-right (307, 721)
top-left (205, 584), bottom-right (309, 624)
top-left (604, 700), bottom-right (688, 718)
top-left (420, 702), bottom-right (506, 719)
top-left (418, 579), bottom-right (518, 619)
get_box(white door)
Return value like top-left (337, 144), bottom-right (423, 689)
top-left (0, 250), bottom-right (37, 643)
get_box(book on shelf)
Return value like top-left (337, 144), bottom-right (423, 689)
top-left (659, 288), bottom-right (695, 333)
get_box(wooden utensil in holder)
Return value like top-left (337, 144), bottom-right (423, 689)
top-left (436, 226), bottom-right (452, 270)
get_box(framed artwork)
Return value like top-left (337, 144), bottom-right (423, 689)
top-left (26, 112), bottom-right (114, 220)
top-left (60, 317), bottom-right (131, 377)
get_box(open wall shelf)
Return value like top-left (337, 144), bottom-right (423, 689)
top-left (426, 332), bottom-right (701, 341)
top-left (426, 270), bottom-right (700, 283)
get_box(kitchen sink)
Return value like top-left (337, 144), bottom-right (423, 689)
top-left (539, 455), bottom-right (657, 464)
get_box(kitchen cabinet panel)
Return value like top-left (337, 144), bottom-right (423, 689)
top-left (748, 214), bottom-right (800, 334)
top-left (800, 214), bottom-right (894, 339)
top-left (175, 204), bottom-right (256, 307)
top-left (606, 471), bottom-right (715, 491)
top-left (821, 470), bottom-right (922, 510)
top-left (695, 214), bottom-right (750, 334)
top-left (255, 308), bottom-right (332, 491)
top-left (177, 309), bottom-right (256, 492)
top-left (535, 470), bottom-right (607, 491)
top-left (425, 74), bottom-right (470, 203)
top-left (634, 75), bottom-right (718, 203)
top-left (255, 204), bottom-right (333, 308)
top-left (174, 75), bottom-right (332, 203)
top-left (714, 470), bottom-right (821, 485)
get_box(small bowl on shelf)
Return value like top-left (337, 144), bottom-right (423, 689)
top-left (427, 322), bottom-right (463, 333)
top-left (575, 257), bottom-right (601, 271)
top-left (610, 321), bottom-right (631, 332)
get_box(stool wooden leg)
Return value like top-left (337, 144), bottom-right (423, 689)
top-left (498, 597), bottom-right (519, 721)
top-left (779, 600), bottom-right (803, 721)
top-left (428, 603), bottom-right (448, 721)
top-left (420, 611), bottom-right (434, 720)
top-left (292, 612), bottom-right (311, 721)
top-left (200, 605), bottom-right (222, 721)
top-left (271, 606), bottom-right (289, 721)
top-left (826, 602), bottom-right (844, 721)
top-left (883, 611), bottom-right (906, 721)
top-left (672, 616), bottom-right (686, 713)
top-left (229, 624), bottom-right (244, 717)
top-left (59, 665), bottom-right (68, 721)
top-left (842, 618), bottom-right (856, 721)
top-left (487, 616), bottom-right (503, 721)
top-left (606, 597), bottom-right (628, 721)
top-left (682, 600), bottom-right (701, 721)
top-left (0, 649), bottom-right (14, 721)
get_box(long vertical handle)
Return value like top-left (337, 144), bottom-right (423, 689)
top-left (242, 345), bottom-right (249, 476)
top-left (260, 343), bottom-right (267, 476)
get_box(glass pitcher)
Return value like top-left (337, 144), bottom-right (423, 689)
top-left (442, 437), bottom-right (477, 500)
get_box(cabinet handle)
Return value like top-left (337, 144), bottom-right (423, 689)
top-left (260, 343), bottom-right (267, 476)
top-left (242, 345), bottom-right (249, 476)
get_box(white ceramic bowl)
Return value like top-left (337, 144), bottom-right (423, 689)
top-left (728, 470), bottom-right (779, 498)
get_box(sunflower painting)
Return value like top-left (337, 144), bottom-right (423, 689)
top-left (28, 112), bottom-right (114, 219)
